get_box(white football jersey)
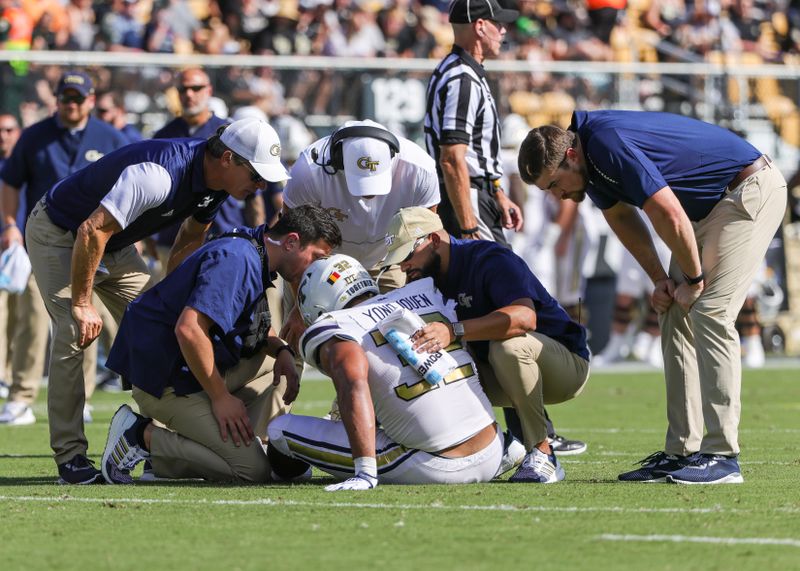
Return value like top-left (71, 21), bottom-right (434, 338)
top-left (283, 136), bottom-right (440, 269)
top-left (300, 278), bottom-right (495, 452)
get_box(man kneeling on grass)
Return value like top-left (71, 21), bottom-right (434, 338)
top-left (100, 205), bottom-right (340, 484)
top-left (266, 254), bottom-right (522, 491)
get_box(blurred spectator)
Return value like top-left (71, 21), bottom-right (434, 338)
top-left (324, 5), bottom-right (385, 56)
top-left (145, 0), bottom-right (201, 53)
top-left (100, 0), bottom-right (146, 52)
top-left (641, 0), bottom-right (687, 40)
top-left (585, 0), bottom-right (626, 44)
top-left (95, 90), bottom-right (143, 143)
top-left (65, 0), bottom-right (98, 50)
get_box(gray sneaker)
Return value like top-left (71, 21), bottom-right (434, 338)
top-left (509, 449), bottom-right (565, 483)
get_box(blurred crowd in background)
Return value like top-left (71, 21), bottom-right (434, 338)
top-left (4, 0), bottom-right (800, 132)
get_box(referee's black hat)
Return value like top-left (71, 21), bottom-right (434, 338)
top-left (448, 0), bottom-right (519, 24)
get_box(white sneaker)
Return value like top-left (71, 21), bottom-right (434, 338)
top-left (83, 404), bottom-right (93, 424)
top-left (495, 432), bottom-right (526, 477)
top-left (646, 337), bottom-right (664, 369)
top-left (593, 333), bottom-right (630, 367)
top-left (630, 331), bottom-right (655, 363)
top-left (742, 335), bottom-right (765, 368)
top-left (508, 448), bottom-right (565, 483)
top-left (0, 401), bottom-right (36, 425)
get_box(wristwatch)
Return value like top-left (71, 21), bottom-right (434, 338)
top-left (452, 321), bottom-right (465, 343)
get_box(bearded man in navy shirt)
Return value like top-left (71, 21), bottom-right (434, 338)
top-left (384, 207), bottom-right (590, 484)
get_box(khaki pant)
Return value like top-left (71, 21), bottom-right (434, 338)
top-left (475, 333), bottom-right (590, 448)
top-left (26, 204), bottom-right (151, 464)
top-left (133, 347), bottom-right (290, 482)
top-left (661, 162), bottom-right (787, 457)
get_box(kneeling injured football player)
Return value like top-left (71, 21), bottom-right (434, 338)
top-left (266, 254), bottom-right (511, 491)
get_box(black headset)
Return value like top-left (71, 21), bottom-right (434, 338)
top-left (312, 125), bottom-right (400, 174)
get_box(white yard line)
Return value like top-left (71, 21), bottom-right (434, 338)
top-left (0, 495), bottom-right (798, 515)
top-left (598, 533), bottom-right (800, 548)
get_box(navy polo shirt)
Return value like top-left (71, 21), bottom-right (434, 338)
top-left (44, 138), bottom-right (228, 252)
top-left (153, 114), bottom-right (228, 140)
top-left (106, 225), bottom-right (269, 397)
top-left (0, 115), bottom-right (128, 226)
top-left (440, 238), bottom-right (590, 361)
top-left (572, 110), bottom-right (762, 221)
top-left (120, 124), bottom-right (143, 144)
top-left (153, 115), bottom-right (242, 245)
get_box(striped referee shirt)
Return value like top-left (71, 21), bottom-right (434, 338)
top-left (424, 45), bottom-right (503, 182)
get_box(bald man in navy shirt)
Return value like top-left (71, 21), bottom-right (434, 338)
top-left (519, 110), bottom-right (787, 484)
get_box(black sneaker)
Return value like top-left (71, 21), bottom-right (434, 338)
top-left (57, 453), bottom-right (104, 485)
top-left (548, 434), bottom-right (587, 456)
top-left (618, 451), bottom-right (693, 483)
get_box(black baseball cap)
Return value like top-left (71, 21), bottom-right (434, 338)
top-left (448, 0), bottom-right (519, 24)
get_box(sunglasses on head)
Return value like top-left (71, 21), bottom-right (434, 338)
top-left (178, 84), bottom-right (208, 94)
top-left (58, 93), bottom-right (87, 105)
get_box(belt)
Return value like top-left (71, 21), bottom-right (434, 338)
top-left (728, 155), bottom-right (771, 191)
top-left (469, 177), bottom-right (494, 190)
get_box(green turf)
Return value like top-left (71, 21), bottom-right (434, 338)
top-left (2, 368), bottom-right (799, 571)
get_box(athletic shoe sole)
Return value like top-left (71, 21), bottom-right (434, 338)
top-left (57, 473), bottom-right (104, 485)
top-left (551, 443), bottom-right (588, 456)
top-left (667, 473), bottom-right (744, 485)
top-left (618, 476), bottom-right (668, 483)
top-left (101, 404), bottom-right (138, 485)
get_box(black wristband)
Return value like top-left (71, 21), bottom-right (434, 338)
top-left (275, 344), bottom-right (296, 358)
top-left (683, 272), bottom-right (705, 285)
top-left (460, 226), bottom-right (479, 236)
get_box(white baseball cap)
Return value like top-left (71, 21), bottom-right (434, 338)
top-left (220, 117), bottom-right (290, 183)
top-left (341, 121), bottom-right (395, 197)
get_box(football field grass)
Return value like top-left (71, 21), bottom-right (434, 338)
top-left (2, 366), bottom-right (799, 571)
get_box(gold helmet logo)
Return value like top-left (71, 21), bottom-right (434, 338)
top-left (270, 144), bottom-right (281, 157)
top-left (356, 156), bottom-right (379, 172)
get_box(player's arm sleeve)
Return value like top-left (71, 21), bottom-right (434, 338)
top-left (438, 77), bottom-right (480, 145)
top-left (299, 316), bottom-right (358, 371)
top-left (99, 162), bottom-right (173, 229)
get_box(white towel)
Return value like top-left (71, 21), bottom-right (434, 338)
top-left (377, 307), bottom-right (458, 385)
top-left (0, 243), bottom-right (31, 294)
